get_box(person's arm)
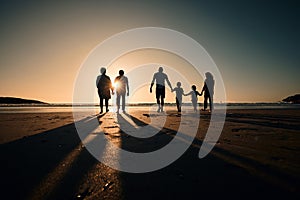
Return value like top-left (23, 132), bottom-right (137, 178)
top-left (184, 91), bottom-right (192, 96)
top-left (126, 77), bottom-right (129, 96)
top-left (200, 82), bottom-right (206, 95)
top-left (180, 88), bottom-right (184, 96)
top-left (165, 75), bottom-right (173, 91)
top-left (96, 76), bottom-right (100, 88)
top-left (150, 74), bottom-right (155, 93)
top-left (109, 78), bottom-right (114, 95)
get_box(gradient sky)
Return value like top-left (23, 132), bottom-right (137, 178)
top-left (0, 0), bottom-right (299, 103)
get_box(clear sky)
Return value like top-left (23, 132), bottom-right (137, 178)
top-left (0, 0), bottom-right (299, 103)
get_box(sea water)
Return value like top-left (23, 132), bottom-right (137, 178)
top-left (0, 103), bottom-right (299, 113)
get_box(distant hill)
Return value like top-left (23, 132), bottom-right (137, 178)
top-left (0, 97), bottom-right (48, 105)
top-left (282, 94), bottom-right (300, 104)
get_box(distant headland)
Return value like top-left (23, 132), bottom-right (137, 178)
top-left (0, 97), bottom-right (48, 105)
top-left (282, 94), bottom-right (300, 104)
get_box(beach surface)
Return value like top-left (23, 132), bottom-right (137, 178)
top-left (0, 108), bottom-right (299, 199)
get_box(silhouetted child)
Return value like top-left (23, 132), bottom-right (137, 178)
top-left (172, 82), bottom-right (184, 112)
top-left (184, 85), bottom-right (201, 112)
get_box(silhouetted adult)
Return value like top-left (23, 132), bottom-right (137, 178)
top-left (150, 67), bottom-right (173, 112)
top-left (96, 67), bottom-right (114, 114)
top-left (200, 72), bottom-right (215, 112)
top-left (114, 70), bottom-right (129, 113)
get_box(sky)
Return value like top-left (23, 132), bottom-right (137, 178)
top-left (0, 0), bottom-right (299, 103)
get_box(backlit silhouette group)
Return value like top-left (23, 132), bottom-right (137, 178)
top-left (96, 66), bottom-right (214, 114)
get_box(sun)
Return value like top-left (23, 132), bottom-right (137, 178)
top-left (113, 81), bottom-right (119, 89)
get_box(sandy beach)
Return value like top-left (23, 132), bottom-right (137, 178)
top-left (0, 108), bottom-right (299, 199)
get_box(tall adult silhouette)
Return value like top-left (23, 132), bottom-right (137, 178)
top-left (150, 66), bottom-right (173, 112)
top-left (96, 67), bottom-right (114, 114)
top-left (114, 70), bottom-right (129, 113)
top-left (200, 72), bottom-right (215, 112)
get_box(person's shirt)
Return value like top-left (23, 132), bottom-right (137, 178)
top-left (202, 78), bottom-right (215, 95)
top-left (186, 90), bottom-right (200, 102)
top-left (173, 87), bottom-right (184, 100)
top-left (152, 72), bottom-right (169, 87)
top-left (96, 74), bottom-right (112, 91)
top-left (114, 75), bottom-right (129, 94)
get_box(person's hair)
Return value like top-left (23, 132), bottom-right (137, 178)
top-left (119, 70), bottom-right (124, 76)
top-left (192, 85), bottom-right (196, 90)
top-left (177, 82), bottom-right (181, 87)
top-left (100, 67), bottom-right (106, 74)
top-left (158, 67), bottom-right (163, 72)
top-left (205, 72), bottom-right (213, 80)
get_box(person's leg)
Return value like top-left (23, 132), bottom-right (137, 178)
top-left (122, 93), bottom-right (126, 111)
top-left (100, 97), bottom-right (104, 113)
top-left (192, 100), bottom-right (197, 112)
top-left (204, 95), bottom-right (208, 110)
top-left (156, 98), bottom-right (161, 112)
top-left (116, 93), bottom-right (120, 113)
top-left (156, 88), bottom-right (161, 112)
top-left (160, 87), bottom-right (165, 112)
top-left (209, 95), bottom-right (213, 111)
top-left (178, 97), bottom-right (182, 112)
top-left (176, 98), bottom-right (180, 112)
top-left (105, 98), bottom-right (109, 112)
top-left (161, 97), bottom-right (164, 112)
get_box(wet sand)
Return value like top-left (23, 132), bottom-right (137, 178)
top-left (0, 108), bottom-right (299, 199)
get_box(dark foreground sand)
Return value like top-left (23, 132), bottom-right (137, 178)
top-left (0, 108), bottom-right (299, 199)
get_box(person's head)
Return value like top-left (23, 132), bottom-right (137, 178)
top-left (177, 82), bottom-right (181, 87)
top-left (119, 70), bottom-right (124, 76)
top-left (205, 72), bottom-right (213, 80)
top-left (100, 67), bottom-right (106, 74)
top-left (192, 85), bottom-right (196, 91)
top-left (158, 67), bottom-right (163, 72)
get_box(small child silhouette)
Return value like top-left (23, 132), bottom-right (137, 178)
top-left (184, 85), bottom-right (201, 112)
top-left (172, 82), bottom-right (184, 112)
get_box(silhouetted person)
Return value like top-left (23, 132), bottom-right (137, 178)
top-left (114, 70), bottom-right (129, 113)
top-left (200, 72), bottom-right (215, 112)
top-left (150, 67), bottom-right (173, 112)
top-left (184, 85), bottom-right (201, 112)
top-left (172, 82), bottom-right (184, 112)
top-left (96, 67), bottom-right (114, 114)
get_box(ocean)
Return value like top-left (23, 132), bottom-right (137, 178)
top-left (0, 103), bottom-right (299, 113)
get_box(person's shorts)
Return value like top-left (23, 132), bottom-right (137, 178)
top-left (156, 86), bottom-right (165, 99)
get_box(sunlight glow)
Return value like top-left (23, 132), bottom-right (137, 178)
top-left (113, 81), bottom-right (119, 89)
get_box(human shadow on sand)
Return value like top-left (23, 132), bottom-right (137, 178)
top-left (0, 113), bottom-right (107, 199)
top-left (116, 113), bottom-right (298, 199)
top-left (1, 112), bottom-right (298, 199)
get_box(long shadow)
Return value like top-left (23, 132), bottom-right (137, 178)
top-left (2, 111), bottom-right (298, 199)
top-left (117, 113), bottom-right (299, 199)
top-left (116, 113), bottom-right (174, 153)
top-left (0, 113), bottom-right (107, 200)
